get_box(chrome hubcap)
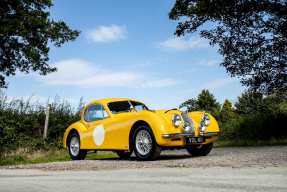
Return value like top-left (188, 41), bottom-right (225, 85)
top-left (70, 136), bottom-right (80, 156)
top-left (136, 130), bottom-right (152, 155)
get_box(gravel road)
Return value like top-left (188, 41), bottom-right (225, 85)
top-left (1, 146), bottom-right (286, 171)
top-left (1, 146), bottom-right (286, 192)
top-left (0, 146), bottom-right (287, 171)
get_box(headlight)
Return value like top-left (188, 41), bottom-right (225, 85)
top-left (172, 114), bottom-right (181, 127)
top-left (182, 122), bottom-right (191, 132)
top-left (201, 114), bottom-right (210, 126)
top-left (199, 114), bottom-right (210, 131)
top-left (199, 121), bottom-right (206, 131)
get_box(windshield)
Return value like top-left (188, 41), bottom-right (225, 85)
top-left (130, 101), bottom-right (149, 111)
top-left (107, 100), bottom-right (149, 114)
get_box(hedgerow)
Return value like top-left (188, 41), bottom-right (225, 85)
top-left (0, 90), bottom-right (85, 153)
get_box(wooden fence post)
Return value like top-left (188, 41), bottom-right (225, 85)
top-left (43, 104), bottom-right (51, 140)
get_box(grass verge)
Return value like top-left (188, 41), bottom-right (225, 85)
top-left (0, 148), bottom-right (117, 166)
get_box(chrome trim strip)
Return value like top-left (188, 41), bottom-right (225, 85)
top-left (162, 132), bottom-right (222, 137)
top-left (199, 132), bottom-right (222, 136)
top-left (162, 133), bottom-right (191, 138)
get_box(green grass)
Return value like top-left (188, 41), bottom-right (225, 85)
top-left (0, 148), bottom-right (117, 166)
top-left (214, 139), bottom-right (287, 147)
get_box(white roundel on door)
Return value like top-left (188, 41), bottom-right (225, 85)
top-left (93, 125), bottom-right (105, 146)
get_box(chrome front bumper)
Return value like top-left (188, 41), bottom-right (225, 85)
top-left (199, 132), bottom-right (222, 136)
top-left (162, 133), bottom-right (191, 138)
top-left (162, 132), bottom-right (222, 138)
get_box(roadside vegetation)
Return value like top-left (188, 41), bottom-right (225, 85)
top-left (1, 89), bottom-right (287, 166)
top-left (180, 89), bottom-right (287, 144)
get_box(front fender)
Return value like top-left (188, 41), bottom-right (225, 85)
top-left (135, 112), bottom-right (184, 146)
top-left (188, 112), bottom-right (220, 133)
top-left (62, 121), bottom-right (87, 148)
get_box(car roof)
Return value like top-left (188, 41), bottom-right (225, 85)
top-left (88, 98), bottom-right (143, 106)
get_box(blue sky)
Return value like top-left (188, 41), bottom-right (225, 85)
top-left (5, 0), bottom-right (246, 110)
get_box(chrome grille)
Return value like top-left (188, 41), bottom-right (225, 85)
top-left (181, 113), bottom-right (196, 136)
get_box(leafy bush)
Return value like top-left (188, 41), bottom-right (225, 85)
top-left (217, 105), bottom-right (287, 141)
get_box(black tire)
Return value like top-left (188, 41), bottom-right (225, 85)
top-left (186, 142), bottom-right (213, 156)
top-left (115, 150), bottom-right (133, 159)
top-left (68, 133), bottom-right (87, 160)
top-left (133, 125), bottom-right (161, 160)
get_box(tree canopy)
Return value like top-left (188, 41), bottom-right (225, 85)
top-left (169, 0), bottom-right (287, 94)
top-left (179, 89), bottom-right (220, 111)
top-left (0, 0), bottom-right (80, 88)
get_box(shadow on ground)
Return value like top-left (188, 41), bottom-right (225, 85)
top-left (90, 154), bottom-right (196, 161)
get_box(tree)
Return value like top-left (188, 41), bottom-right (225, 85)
top-left (179, 98), bottom-right (198, 111)
top-left (235, 90), bottom-right (287, 115)
top-left (234, 91), bottom-right (265, 115)
top-left (197, 89), bottom-right (220, 111)
top-left (0, 0), bottom-right (80, 88)
top-left (169, 0), bottom-right (287, 94)
top-left (222, 99), bottom-right (234, 111)
top-left (179, 89), bottom-right (220, 112)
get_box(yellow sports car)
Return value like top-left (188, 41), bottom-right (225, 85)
top-left (63, 98), bottom-right (221, 160)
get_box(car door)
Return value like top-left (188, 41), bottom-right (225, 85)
top-left (80, 104), bottom-right (112, 149)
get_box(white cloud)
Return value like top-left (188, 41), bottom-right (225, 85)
top-left (197, 60), bottom-right (219, 66)
top-left (156, 36), bottom-right (210, 51)
top-left (85, 24), bottom-right (127, 43)
top-left (35, 59), bottom-right (181, 88)
top-left (203, 78), bottom-right (239, 91)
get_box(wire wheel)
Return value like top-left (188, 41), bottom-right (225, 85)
top-left (135, 130), bottom-right (152, 156)
top-left (70, 136), bottom-right (80, 156)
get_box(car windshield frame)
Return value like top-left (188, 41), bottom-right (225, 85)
top-left (107, 100), bottom-right (149, 114)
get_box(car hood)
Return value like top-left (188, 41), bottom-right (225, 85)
top-left (154, 109), bottom-right (184, 114)
top-left (153, 109), bottom-right (203, 125)
top-left (153, 109), bottom-right (187, 125)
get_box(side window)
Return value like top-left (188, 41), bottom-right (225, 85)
top-left (84, 104), bottom-right (109, 122)
top-left (135, 105), bottom-right (144, 111)
top-left (102, 107), bottom-right (109, 118)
